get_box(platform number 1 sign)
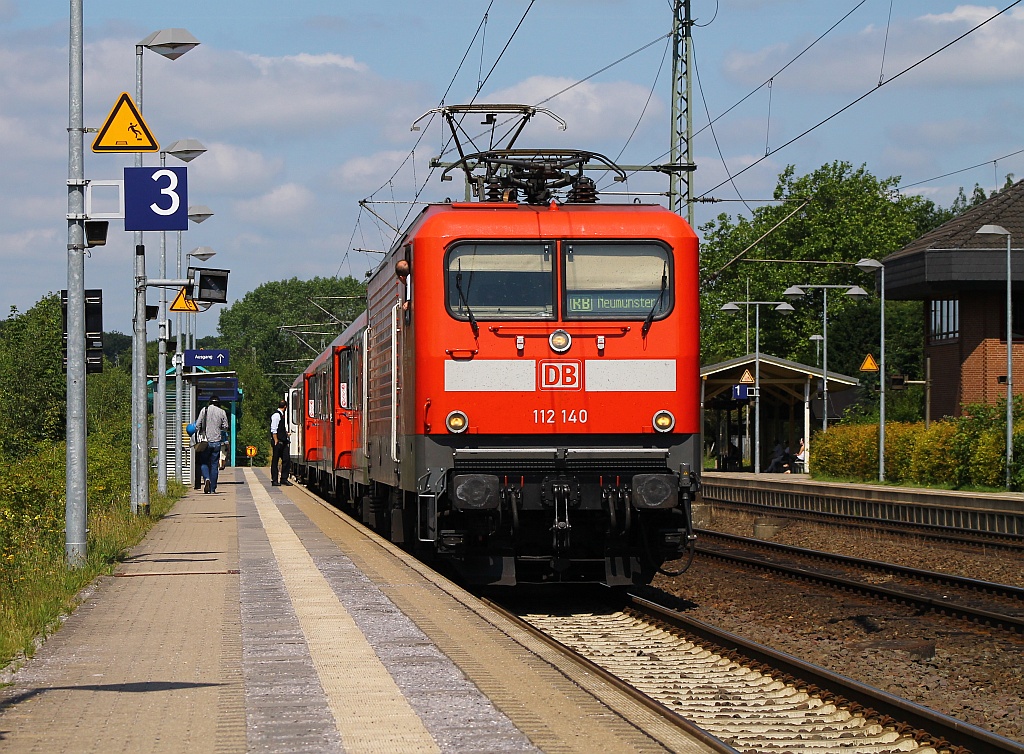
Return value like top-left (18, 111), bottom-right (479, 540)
top-left (123, 166), bottom-right (188, 231)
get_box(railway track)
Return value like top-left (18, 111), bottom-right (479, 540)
top-left (701, 499), bottom-right (1024, 552)
top-left (694, 530), bottom-right (1024, 633)
top-left (497, 594), bottom-right (1024, 754)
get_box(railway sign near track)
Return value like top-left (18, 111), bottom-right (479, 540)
top-left (124, 166), bottom-right (188, 231)
top-left (92, 93), bottom-right (159, 153)
top-left (186, 349), bottom-right (229, 367)
top-left (738, 369), bottom-right (755, 384)
top-left (860, 353), bottom-right (879, 372)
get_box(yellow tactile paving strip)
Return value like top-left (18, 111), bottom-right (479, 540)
top-left (245, 468), bottom-right (440, 754)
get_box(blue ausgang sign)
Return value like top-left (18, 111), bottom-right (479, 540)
top-left (186, 349), bottom-right (229, 367)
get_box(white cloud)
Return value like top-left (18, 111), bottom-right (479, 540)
top-left (331, 150), bottom-right (413, 193)
top-left (482, 76), bottom-right (666, 143)
top-left (186, 142), bottom-right (285, 195)
top-left (721, 5), bottom-right (1024, 93)
top-left (232, 183), bottom-right (316, 226)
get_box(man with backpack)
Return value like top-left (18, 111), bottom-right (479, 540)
top-left (270, 400), bottom-right (292, 486)
top-left (195, 396), bottom-right (230, 494)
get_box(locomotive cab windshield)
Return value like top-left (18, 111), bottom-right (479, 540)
top-left (445, 240), bottom-right (673, 322)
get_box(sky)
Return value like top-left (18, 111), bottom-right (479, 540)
top-left (2, 0), bottom-right (1023, 338)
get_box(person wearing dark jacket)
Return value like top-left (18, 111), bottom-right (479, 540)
top-left (270, 400), bottom-right (292, 486)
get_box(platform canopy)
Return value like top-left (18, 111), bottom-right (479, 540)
top-left (701, 353), bottom-right (859, 465)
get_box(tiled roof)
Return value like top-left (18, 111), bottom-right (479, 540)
top-left (886, 179), bottom-right (1024, 261)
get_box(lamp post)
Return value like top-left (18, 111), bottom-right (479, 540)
top-left (131, 28), bottom-right (199, 515)
top-left (174, 203), bottom-right (213, 483)
top-left (977, 224), bottom-right (1014, 490)
top-left (187, 247), bottom-right (217, 349)
top-left (783, 283), bottom-right (869, 432)
top-left (155, 142), bottom-right (207, 492)
top-left (809, 334), bottom-right (824, 366)
top-left (66, 0), bottom-right (87, 565)
top-left (721, 300), bottom-right (795, 473)
top-left (856, 258), bottom-right (886, 482)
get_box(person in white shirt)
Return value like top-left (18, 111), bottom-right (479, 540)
top-left (270, 400), bottom-right (292, 486)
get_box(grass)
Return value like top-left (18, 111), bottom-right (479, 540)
top-left (0, 441), bottom-right (184, 671)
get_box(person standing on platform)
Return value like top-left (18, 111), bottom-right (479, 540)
top-left (195, 396), bottom-right (229, 494)
top-left (270, 400), bottom-right (292, 486)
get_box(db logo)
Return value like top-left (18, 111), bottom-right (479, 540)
top-left (539, 360), bottom-right (583, 390)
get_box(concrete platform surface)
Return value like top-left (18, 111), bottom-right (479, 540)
top-left (0, 468), bottom-right (718, 754)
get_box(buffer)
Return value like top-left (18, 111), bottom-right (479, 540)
top-left (92, 93), bottom-right (159, 153)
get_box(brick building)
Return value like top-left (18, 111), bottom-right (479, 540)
top-left (884, 179), bottom-right (1024, 418)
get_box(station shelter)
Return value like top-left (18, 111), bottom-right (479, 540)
top-left (149, 369), bottom-right (241, 481)
top-left (701, 354), bottom-right (859, 472)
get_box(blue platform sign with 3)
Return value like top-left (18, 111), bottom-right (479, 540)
top-left (124, 166), bottom-right (188, 231)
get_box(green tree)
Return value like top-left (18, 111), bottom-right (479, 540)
top-left (0, 296), bottom-right (66, 460)
top-left (215, 276), bottom-right (367, 461)
top-left (700, 162), bottom-right (933, 378)
top-left (217, 276), bottom-right (366, 382)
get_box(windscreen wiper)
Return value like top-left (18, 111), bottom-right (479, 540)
top-left (454, 269), bottom-right (479, 337)
top-left (641, 263), bottom-right (668, 337)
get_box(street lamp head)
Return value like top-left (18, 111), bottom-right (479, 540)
top-left (845, 285), bottom-right (870, 301)
top-left (855, 258), bottom-right (882, 271)
top-left (774, 302), bottom-right (795, 315)
top-left (165, 138), bottom-right (207, 163)
top-left (977, 223), bottom-right (1010, 237)
top-left (782, 285), bottom-right (805, 300)
top-left (188, 206), bottom-right (214, 224)
top-left (139, 28), bottom-right (200, 60)
top-left (720, 302), bottom-right (741, 312)
top-left (188, 246), bottom-right (216, 262)
top-left (809, 334), bottom-right (824, 342)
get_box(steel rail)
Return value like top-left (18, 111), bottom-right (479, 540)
top-left (629, 595), bottom-right (1024, 754)
top-left (694, 542), bottom-right (1024, 633)
top-left (699, 529), bottom-right (1024, 600)
top-left (480, 597), bottom-right (742, 754)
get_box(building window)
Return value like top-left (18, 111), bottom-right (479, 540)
top-left (928, 299), bottom-right (958, 342)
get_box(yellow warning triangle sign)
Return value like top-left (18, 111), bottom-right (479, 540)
top-left (860, 353), bottom-right (879, 372)
top-left (169, 287), bottom-right (198, 313)
top-left (92, 92), bottom-right (159, 153)
top-left (739, 369), bottom-right (755, 384)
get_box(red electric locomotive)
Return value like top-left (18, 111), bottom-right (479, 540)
top-left (291, 111), bottom-right (700, 586)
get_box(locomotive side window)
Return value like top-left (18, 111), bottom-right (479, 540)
top-left (338, 348), bottom-right (352, 410)
top-left (446, 242), bottom-right (554, 320)
top-left (563, 242), bottom-right (673, 320)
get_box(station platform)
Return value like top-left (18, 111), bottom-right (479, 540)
top-left (0, 468), bottom-right (717, 754)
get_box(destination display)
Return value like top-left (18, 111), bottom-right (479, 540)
top-left (566, 291), bottom-right (664, 316)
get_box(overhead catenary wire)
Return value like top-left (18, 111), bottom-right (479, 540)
top-left (604, 1), bottom-right (869, 193)
top-left (897, 147), bottom-right (1024, 192)
top-left (698, 0), bottom-right (1024, 199)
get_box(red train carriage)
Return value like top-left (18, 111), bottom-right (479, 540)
top-left (293, 143), bottom-right (701, 586)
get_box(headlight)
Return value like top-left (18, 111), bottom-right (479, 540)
top-left (548, 329), bottom-right (571, 353)
top-left (446, 410), bottom-right (469, 433)
top-left (652, 410), bottom-right (675, 432)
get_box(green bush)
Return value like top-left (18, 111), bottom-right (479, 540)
top-left (883, 422), bottom-right (917, 484)
top-left (909, 422), bottom-right (958, 485)
top-left (969, 429), bottom-right (1005, 488)
top-left (812, 412), bottom-right (1018, 490)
